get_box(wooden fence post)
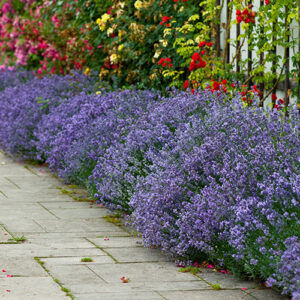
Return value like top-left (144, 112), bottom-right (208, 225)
top-left (215, 0), bottom-right (221, 57)
top-left (259, 0), bottom-right (264, 106)
top-left (284, 5), bottom-right (290, 110)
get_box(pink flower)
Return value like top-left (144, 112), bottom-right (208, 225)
top-left (207, 264), bottom-right (214, 269)
top-left (6, 274), bottom-right (12, 278)
top-left (241, 288), bottom-right (247, 291)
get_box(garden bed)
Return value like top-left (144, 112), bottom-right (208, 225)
top-left (0, 70), bottom-right (299, 299)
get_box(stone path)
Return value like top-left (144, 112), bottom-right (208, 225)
top-left (0, 151), bottom-right (285, 300)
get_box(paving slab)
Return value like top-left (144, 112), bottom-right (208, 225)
top-left (40, 201), bottom-right (93, 209)
top-left (45, 265), bottom-right (107, 286)
top-left (0, 165), bottom-right (37, 177)
top-left (0, 277), bottom-right (68, 299)
top-left (0, 209), bottom-right (58, 220)
top-left (65, 278), bottom-right (211, 294)
top-left (26, 237), bottom-right (96, 248)
top-left (48, 208), bottom-right (107, 219)
top-left (0, 218), bottom-right (47, 233)
top-left (197, 270), bottom-right (260, 289)
top-left (42, 255), bottom-right (115, 266)
top-left (11, 231), bottom-right (130, 239)
top-left (89, 262), bottom-right (198, 282)
top-left (34, 219), bottom-right (124, 233)
top-left (4, 176), bottom-right (62, 189)
top-left (0, 226), bottom-right (12, 243)
top-left (89, 236), bottom-right (144, 248)
top-left (0, 257), bottom-right (48, 277)
top-left (73, 291), bottom-right (164, 300)
top-left (246, 288), bottom-right (290, 300)
top-left (159, 290), bottom-right (251, 300)
top-left (104, 247), bottom-right (169, 263)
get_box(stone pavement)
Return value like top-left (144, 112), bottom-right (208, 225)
top-left (0, 151), bottom-right (285, 300)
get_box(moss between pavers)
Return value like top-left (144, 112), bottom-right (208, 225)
top-left (34, 257), bottom-right (75, 300)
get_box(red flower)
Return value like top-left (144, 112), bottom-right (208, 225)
top-left (192, 52), bottom-right (201, 61)
top-left (212, 81), bottom-right (219, 91)
top-left (242, 9), bottom-right (249, 15)
top-left (183, 80), bottom-right (189, 89)
top-left (158, 58), bottom-right (172, 68)
top-left (236, 10), bottom-right (241, 15)
top-left (198, 59), bottom-right (206, 68)
top-left (162, 16), bottom-right (170, 22)
top-left (201, 50), bottom-right (205, 55)
top-left (198, 41), bottom-right (206, 47)
top-left (206, 42), bottom-right (213, 47)
top-left (222, 79), bottom-right (227, 84)
top-left (265, 0), bottom-right (270, 4)
top-left (271, 94), bottom-right (277, 101)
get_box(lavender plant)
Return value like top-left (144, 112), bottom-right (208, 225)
top-left (0, 72), bottom-right (97, 158)
top-left (89, 89), bottom-right (225, 212)
top-left (267, 237), bottom-right (300, 299)
top-left (0, 69), bottom-right (34, 91)
top-left (38, 89), bottom-right (159, 185)
top-left (130, 100), bottom-right (299, 286)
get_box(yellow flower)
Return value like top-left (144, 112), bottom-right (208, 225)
top-left (159, 39), bottom-right (168, 47)
top-left (96, 18), bottom-right (101, 25)
top-left (118, 44), bottom-right (124, 52)
top-left (163, 28), bottom-right (172, 37)
top-left (195, 36), bottom-right (202, 44)
top-left (101, 13), bottom-right (110, 23)
top-left (134, 0), bottom-right (143, 10)
top-left (107, 27), bottom-right (114, 36)
top-left (153, 49), bottom-right (162, 58)
top-left (99, 24), bottom-right (106, 31)
top-left (96, 91), bottom-right (101, 95)
top-left (84, 67), bottom-right (90, 75)
top-left (110, 54), bottom-right (119, 64)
